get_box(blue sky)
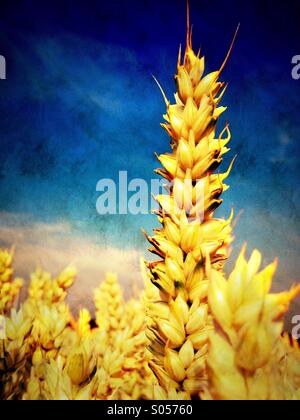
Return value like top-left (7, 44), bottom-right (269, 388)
top-left (0, 0), bottom-right (300, 317)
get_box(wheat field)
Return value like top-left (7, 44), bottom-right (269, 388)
top-left (0, 8), bottom-right (300, 401)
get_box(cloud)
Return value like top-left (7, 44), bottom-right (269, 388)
top-left (0, 211), bottom-right (299, 331)
top-left (0, 212), bottom-right (143, 315)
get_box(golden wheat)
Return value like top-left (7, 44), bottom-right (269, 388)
top-left (0, 248), bottom-right (23, 314)
top-left (1, 7), bottom-right (300, 401)
top-left (0, 249), bottom-right (155, 400)
top-left (145, 7), bottom-right (237, 396)
top-left (94, 273), bottom-right (124, 336)
top-left (207, 246), bottom-right (300, 400)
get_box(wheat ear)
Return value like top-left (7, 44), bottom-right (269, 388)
top-left (145, 7), bottom-right (237, 396)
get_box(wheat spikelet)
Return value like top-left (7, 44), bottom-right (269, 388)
top-left (145, 5), bottom-right (237, 395)
top-left (25, 265), bottom-right (76, 310)
top-left (94, 273), bottom-right (124, 336)
top-left (77, 308), bottom-right (92, 338)
top-left (92, 289), bottom-right (156, 400)
top-left (0, 254), bottom-right (154, 400)
top-left (23, 355), bottom-right (95, 400)
top-left (153, 384), bottom-right (190, 400)
top-left (93, 273), bottom-right (155, 399)
top-left (0, 308), bottom-right (32, 399)
top-left (207, 246), bottom-right (300, 400)
top-left (0, 248), bottom-right (23, 314)
top-left (23, 305), bottom-right (98, 400)
top-left (23, 267), bottom-right (77, 363)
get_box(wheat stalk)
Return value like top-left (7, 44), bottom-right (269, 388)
top-left (207, 246), bottom-right (300, 400)
top-left (0, 248), bottom-right (23, 314)
top-left (94, 273), bottom-right (124, 336)
top-left (145, 4), bottom-right (237, 396)
top-left (1, 4), bottom-right (300, 400)
top-left (92, 273), bottom-right (156, 400)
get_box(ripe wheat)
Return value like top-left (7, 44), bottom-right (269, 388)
top-left (0, 6), bottom-right (300, 401)
top-left (207, 247), bottom-right (300, 400)
top-left (145, 8), bottom-right (237, 396)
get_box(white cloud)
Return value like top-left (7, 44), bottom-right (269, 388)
top-left (0, 211), bottom-right (299, 331)
top-left (0, 212), bottom-right (143, 315)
